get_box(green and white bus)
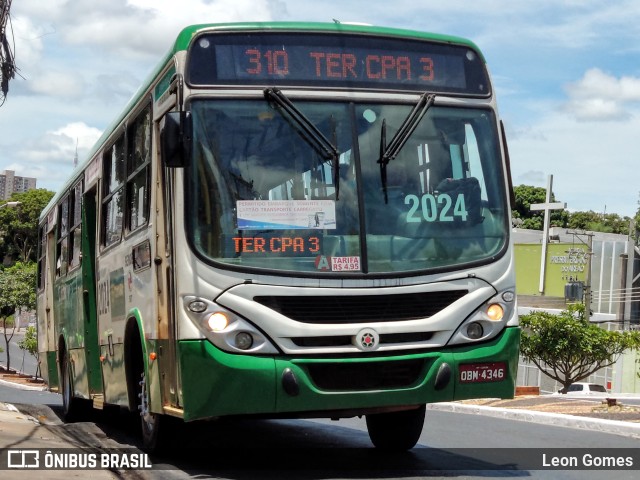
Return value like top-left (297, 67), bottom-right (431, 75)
top-left (37, 22), bottom-right (520, 451)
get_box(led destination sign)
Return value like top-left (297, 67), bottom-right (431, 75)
top-left (224, 233), bottom-right (323, 256)
top-left (232, 235), bottom-right (321, 254)
top-left (189, 32), bottom-right (490, 94)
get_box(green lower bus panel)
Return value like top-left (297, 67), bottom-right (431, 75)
top-left (45, 351), bottom-right (59, 390)
top-left (178, 326), bottom-right (520, 422)
top-left (179, 340), bottom-right (277, 421)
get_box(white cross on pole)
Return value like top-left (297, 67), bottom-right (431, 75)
top-left (530, 175), bottom-right (566, 294)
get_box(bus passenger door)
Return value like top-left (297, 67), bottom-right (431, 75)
top-left (38, 226), bottom-right (58, 387)
top-left (157, 142), bottom-right (180, 408)
top-left (82, 187), bottom-right (102, 396)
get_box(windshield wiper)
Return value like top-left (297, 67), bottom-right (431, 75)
top-left (264, 88), bottom-right (341, 200)
top-left (378, 92), bottom-right (435, 203)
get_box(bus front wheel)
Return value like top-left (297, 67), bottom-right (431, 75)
top-left (365, 405), bottom-right (426, 451)
top-left (137, 370), bottom-right (172, 452)
top-left (138, 371), bottom-right (159, 450)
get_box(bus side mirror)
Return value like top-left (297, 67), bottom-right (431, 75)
top-left (161, 111), bottom-right (192, 168)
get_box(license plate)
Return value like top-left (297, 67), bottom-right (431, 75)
top-left (459, 362), bottom-right (507, 383)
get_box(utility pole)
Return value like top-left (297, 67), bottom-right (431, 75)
top-left (624, 219), bottom-right (637, 329)
top-left (567, 229), bottom-right (594, 321)
top-left (1, 0), bottom-right (16, 106)
top-left (584, 232), bottom-right (593, 321)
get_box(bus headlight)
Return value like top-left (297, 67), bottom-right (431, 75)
top-left (486, 303), bottom-right (504, 322)
top-left (188, 300), bottom-right (208, 313)
top-left (235, 332), bottom-right (254, 350)
top-left (466, 322), bottom-right (484, 339)
top-left (448, 290), bottom-right (515, 346)
top-left (207, 312), bottom-right (230, 331)
top-left (184, 296), bottom-right (278, 354)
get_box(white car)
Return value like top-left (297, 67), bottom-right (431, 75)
top-left (562, 382), bottom-right (608, 395)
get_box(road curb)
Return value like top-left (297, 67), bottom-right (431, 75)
top-left (0, 376), bottom-right (47, 391)
top-left (428, 402), bottom-right (640, 439)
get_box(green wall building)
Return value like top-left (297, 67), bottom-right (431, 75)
top-left (514, 227), bottom-right (640, 394)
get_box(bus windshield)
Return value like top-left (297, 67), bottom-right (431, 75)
top-left (186, 98), bottom-right (508, 274)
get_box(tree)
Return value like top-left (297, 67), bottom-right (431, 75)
top-left (0, 189), bottom-right (55, 264)
top-left (519, 304), bottom-right (640, 393)
top-left (18, 325), bottom-right (39, 377)
top-left (511, 184), bottom-right (637, 235)
top-left (0, 262), bottom-right (36, 370)
top-left (568, 210), bottom-right (630, 235)
top-left (601, 213), bottom-right (632, 235)
top-left (512, 184), bottom-right (568, 230)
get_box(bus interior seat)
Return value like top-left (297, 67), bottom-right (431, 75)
top-left (434, 177), bottom-right (483, 225)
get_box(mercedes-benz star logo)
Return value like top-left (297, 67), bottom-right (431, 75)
top-left (354, 328), bottom-right (379, 351)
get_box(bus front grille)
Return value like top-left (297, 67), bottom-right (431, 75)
top-left (304, 359), bottom-right (425, 391)
top-left (290, 331), bottom-right (434, 348)
top-left (254, 290), bottom-right (467, 323)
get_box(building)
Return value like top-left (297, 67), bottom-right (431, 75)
top-left (514, 226), bottom-right (639, 323)
top-left (514, 226), bottom-right (640, 394)
top-left (0, 170), bottom-right (37, 199)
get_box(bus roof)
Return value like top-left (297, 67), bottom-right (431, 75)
top-left (173, 22), bottom-right (484, 58)
top-left (41, 22), bottom-right (485, 221)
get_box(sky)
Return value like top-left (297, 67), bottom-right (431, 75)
top-left (2, 0), bottom-right (640, 217)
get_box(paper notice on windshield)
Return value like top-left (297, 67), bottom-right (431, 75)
top-left (237, 200), bottom-right (336, 230)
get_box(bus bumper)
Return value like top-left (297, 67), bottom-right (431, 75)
top-left (178, 326), bottom-right (520, 422)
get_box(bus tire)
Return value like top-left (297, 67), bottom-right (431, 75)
top-left (365, 405), bottom-right (426, 451)
top-left (137, 369), bottom-right (171, 452)
top-left (60, 349), bottom-right (87, 421)
top-left (125, 322), bottom-right (171, 452)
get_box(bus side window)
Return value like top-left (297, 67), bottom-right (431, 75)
top-left (69, 180), bottom-right (83, 269)
top-left (126, 105), bottom-right (151, 232)
top-left (56, 196), bottom-right (69, 276)
top-left (102, 134), bottom-right (126, 247)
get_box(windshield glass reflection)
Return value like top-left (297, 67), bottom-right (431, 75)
top-left (186, 99), bottom-right (508, 274)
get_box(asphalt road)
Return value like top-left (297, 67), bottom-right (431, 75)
top-left (1, 381), bottom-right (639, 479)
top-left (1, 343), bottom-right (639, 479)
